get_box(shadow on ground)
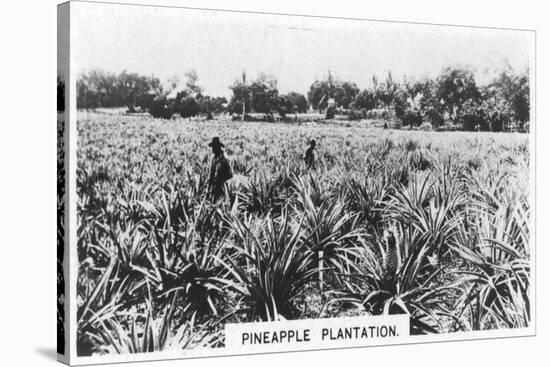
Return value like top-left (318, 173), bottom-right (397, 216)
top-left (36, 348), bottom-right (57, 361)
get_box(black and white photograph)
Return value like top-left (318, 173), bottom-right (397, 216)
top-left (57, 0), bottom-right (534, 364)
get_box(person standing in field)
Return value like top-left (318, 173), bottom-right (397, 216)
top-left (304, 139), bottom-right (317, 170)
top-left (208, 137), bottom-right (233, 200)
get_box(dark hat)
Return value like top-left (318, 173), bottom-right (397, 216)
top-left (309, 139), bottom-right (317, 146)
top-left (208, 137), bottom-right (225, 148)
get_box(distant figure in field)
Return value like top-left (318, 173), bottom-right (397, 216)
top-left (304, 139), bottom-right (317, 170)
top-left (208, 137), bottom-right (233, 200)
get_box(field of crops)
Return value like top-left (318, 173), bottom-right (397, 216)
top-left (76, 111), bottom-right (531, 356)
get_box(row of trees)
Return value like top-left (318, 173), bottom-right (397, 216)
top-left (305, 67), bottom-right (529, 131)
top-left (76, 69), bottom-right (309, 121)
top-left (76, 70), bottom-right (228, 120)
top-left (76, 65), bottom-right (529, 131)
top-left (76, 70), bottom-right (163, 109)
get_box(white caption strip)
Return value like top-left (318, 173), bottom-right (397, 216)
top-left (225, 315), bottom-right (410, 352)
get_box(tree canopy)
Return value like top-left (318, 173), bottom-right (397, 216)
top-left (307, 72), bottom-right (359, 111)
top-left (75, 65), bottom-right (530, 131)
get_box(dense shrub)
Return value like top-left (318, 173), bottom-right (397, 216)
top-left (285, 92), bottom-right (308, 113)
top-left (135, 93), bottom-right (156, 111)
top-left (422, 105), bottom-right (445, 127)
top-left (365, 109), bottom-right (392, 120)
top-left (457, 97), bottom-right (515, 132)
top-left (325, 106), bottom-right (336, 119)
top-left (172, 91), bottom-right (201, 119)
top-left (420, 122), bottom-right (433, 131)
top-left (179, 97), bottom-right (201, 118)
top-left (276, 95), bottom-right (294, 118)
top-left (149, 97), bottom-right (173, 119)
top-left (401, 110), bottom-right (423, 128)
top-left (347, 109), bottom-right (364, 120)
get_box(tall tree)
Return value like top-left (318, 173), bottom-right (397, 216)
top-left (488, 67), bottom-right (530, 129)
top-left (249, 77), bottom-right (279, 117)
top-left (418, 79), bottom-right (444, 127)
top-left (307, 71), bottom-right (359, 111)
top-left (353, 89), bottom-right (377, 111)
top-left (375, 71), bottom-right (397, 113)
top-left (436, 66), bottom-right (480, 122)
top-left (228, 72), bottom-right (281, 119)
top-left (228, 71), bottom-right (250, 121)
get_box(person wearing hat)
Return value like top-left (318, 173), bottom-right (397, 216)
top-left (208, 137), bottom-right (233, 200)
top-left (304, 139), bottom-right (317, 170)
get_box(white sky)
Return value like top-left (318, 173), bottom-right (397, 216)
top-left (72, 1), bottom-right (533, 98)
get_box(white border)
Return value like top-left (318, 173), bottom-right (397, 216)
top-left (64, 2), bottom-right (537, 365)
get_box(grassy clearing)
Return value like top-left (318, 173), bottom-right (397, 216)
top-left (76, 112), bottom-right (530, 356)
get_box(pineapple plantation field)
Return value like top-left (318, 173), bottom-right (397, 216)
top-left (76, 111), bottom-right (531, 356)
